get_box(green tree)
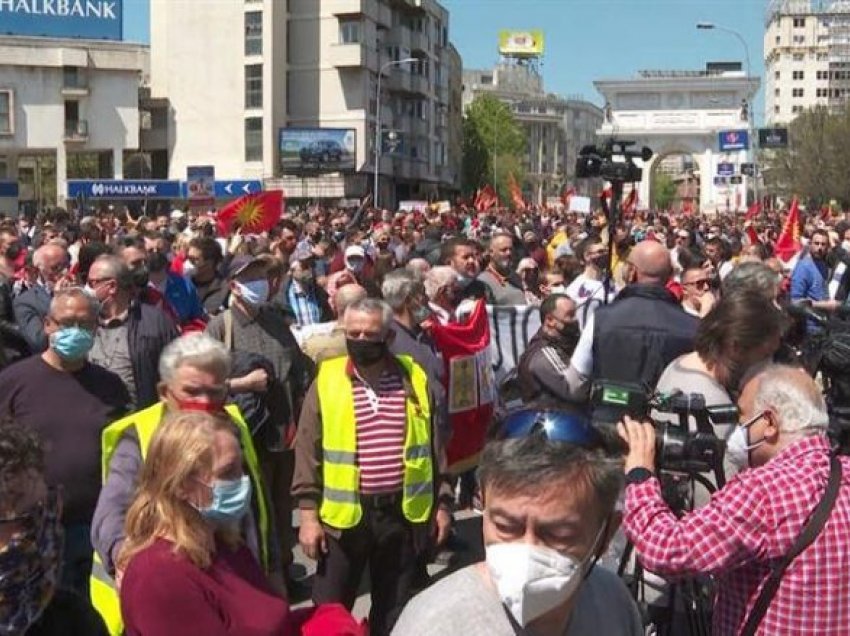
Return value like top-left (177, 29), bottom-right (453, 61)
top-left (652, 172), bottom-right (678, 210)
top-left (462, 95), bottom-right (526, 196)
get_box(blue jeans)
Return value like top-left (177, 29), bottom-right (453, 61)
top-left (61, 523), bottom-right (93, 598)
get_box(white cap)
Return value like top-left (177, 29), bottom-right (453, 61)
top-left (170, 209), bottom-right (186, 220)
top-left (344, 245), bottom-right (365, 259)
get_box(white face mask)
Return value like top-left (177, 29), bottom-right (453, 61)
top-left (235, 279), bottom-right (269, 306)
top-left (485, 525), bottom-right (604, 627)
top-left (725, 413), bottom-right (767, 470)
top-left (842, 240), bottom-right (850, 253)
top-left (182, 260), bottom-right (197, 278)
top-left (549, 284), bottom-right (567, 295)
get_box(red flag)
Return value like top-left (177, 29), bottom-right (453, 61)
top-left (508, 173), bottom-right (527, 211)
top-left (427, 300), bottom-right (494, 473)
top-left (745, 224), bottom-right (760, 246)
top-left (821, 204), bottom-right (831, 222)
top-left (775, 198), bottom-right (802, 262)
top-left (561, 186), bottom-right (576, 210)
top-left (622, 188), bottom-right (638, 215)
top-left (216, 190), bottom-right (284, 236)
top-left (474, 184), bottom-right (498, 212)
top-left (745, 201), bottom-right (761, 221)
top-left (682, 199), bottom-right (694, 216)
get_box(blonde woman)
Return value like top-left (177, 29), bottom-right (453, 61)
top-left (117, 412), bottom-right (290, 635)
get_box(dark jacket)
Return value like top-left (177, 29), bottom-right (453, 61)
top-left (518, 329), bottom-right (581, 407)
top-left (592, 283), bottom-right (698, 392)
top-left (127, 302), bottom-right (180, 408)
top-left (13, 284), bottom-right (51, 353)
top-left (278, 276), bottom-right (334, 324)
top-left (0, 277), bottom-right (30, 364)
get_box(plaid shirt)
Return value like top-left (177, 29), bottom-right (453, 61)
top-left (287, 281), bottom-right (322, 327)
top-left (624, 434), bottom-right (850, 635)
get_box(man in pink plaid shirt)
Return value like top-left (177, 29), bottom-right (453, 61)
top-left (619, 364), bottom-right (850, 635)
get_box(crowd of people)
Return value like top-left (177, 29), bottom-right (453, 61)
top-left (1, 198), bottom-right (850, 635)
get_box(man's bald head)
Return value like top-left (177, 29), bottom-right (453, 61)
top-left (628, 240), bottom-right (672, 284)
top-left (335, 284), bottom-right (367, 321)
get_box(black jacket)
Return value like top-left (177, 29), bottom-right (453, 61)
top-left (0, 277), bottom-right (30, 365)
top-left (126, 301), bottom-right (180, 408)
top-left (518, 329), bottom-right (581, 407)
top-left (592, 283), bottom-right (698, 392)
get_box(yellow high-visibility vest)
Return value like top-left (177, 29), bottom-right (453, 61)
top-left (89, 402), bottom-right (271, 636)
top-left (317, 355), bottom-right (434, 529)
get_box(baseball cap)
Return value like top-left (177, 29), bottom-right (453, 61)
top-left (228, 255), bottom-right (265, 279)
top-left (344, 245), bottom-right (366, 260)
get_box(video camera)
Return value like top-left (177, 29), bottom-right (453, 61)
top-left (593, 383), bottom-right (737, 477)
top-left (575, 139), bottom-right (653, 184)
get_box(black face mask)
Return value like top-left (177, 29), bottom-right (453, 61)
top-left (559, 321), bottom-right (581, 347)
top-left (347, 338), bottom-right (387, 368)
top-left (131, 265), bottom-right (150, 288)
top-left (147, 251), bottom-right (169, 273)
top-left (4, 243), bottom-right (21, 260)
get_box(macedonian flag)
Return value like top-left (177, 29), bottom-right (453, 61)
top-left (216, 190), bottom-right (285, 236)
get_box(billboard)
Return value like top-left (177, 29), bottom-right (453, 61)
top-left (67, 180), bottom-right (181, 199)
top-left (0, 0), bottom-right (123, 40)
top-left (279, 128), bottom-right (356, 173)
top-left (718, 130), bottom-right (749, 151)
top-left (186, 165), bottom-right (215, 206)
top-left (498, 30), bottom-right (544, 57)
top-left (717, 162), bottom-right (735, 177)
top-left (758, 127), bottom-right (789, 149)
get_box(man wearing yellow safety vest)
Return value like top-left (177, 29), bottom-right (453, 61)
top-left (89, 332), bottom-right (280, 636)
top-left (292, 297), bottom-right (454, 636)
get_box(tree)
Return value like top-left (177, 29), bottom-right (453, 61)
top-left (462, 95), bottom-right (526, 197)
top-left (651, 172), bottom-right (677, 210)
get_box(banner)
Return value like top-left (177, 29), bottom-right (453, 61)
top-left (498, 29), bottom-right (545, 57)
top-left (718, 130), bottom-right (749, 151)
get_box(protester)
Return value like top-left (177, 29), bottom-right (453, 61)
top-left (477, 232), bottom-right (527, 305)
top-left (185, 236), bottom-right (230, 315)
top-left (0, 417), bottom-right (108, 636)
top-left (680, 264), bottom-right (716, 317)
top-left (0, 288), bottom-right (130, 596)
top-left (13, 243), bottom-right (70, 352)
top-left (393, 408), bottom-right (642, 635)
top-left (566, 238), bottom-right (615, 328)
top-left (281, 250), bottom-right (333, 327)
top-left (620, 364), bottom-right (850, 635)
top-left (292, 298), bottom-right (452, 636)
top-left (301, 283), bottom-right (367, 363)
top-left (791, 228), bottom-right (839, 329)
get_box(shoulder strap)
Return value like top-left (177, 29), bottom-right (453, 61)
top-left (223, 309), bottom-right (233, 352)
top-left (741, 452), bottom-right (843, 636)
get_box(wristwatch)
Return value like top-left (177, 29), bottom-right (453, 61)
top-left (625, 467), bottom-right (655, 485)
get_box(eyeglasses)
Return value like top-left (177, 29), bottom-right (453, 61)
top-left (685, 279), bottom-right (711, 290)
top-left (87, 277), bottom-right (115, 286)
top-left (499, 409), bottom-right (602, 447)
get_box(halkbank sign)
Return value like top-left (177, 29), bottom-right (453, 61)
top-left (0, 0), bottom-right (123, 40)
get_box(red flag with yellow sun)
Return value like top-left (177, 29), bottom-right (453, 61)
top-left (217, 190), bottom-right (285, 236)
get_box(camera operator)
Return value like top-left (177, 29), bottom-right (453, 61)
top-left (571, 241), bottom-right (698, 417)
top-left (619, 364), bottom-right (850, 635)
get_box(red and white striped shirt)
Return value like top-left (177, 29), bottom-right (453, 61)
top-left (352, 367), bottom-right (407, 494)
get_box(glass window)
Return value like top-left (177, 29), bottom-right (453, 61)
top-left (339, 19), bottom-right (361, 44)
top-left (0, 91), bottom-right (11, 134)
top-left (245, 11), bottom-right (263, 56)
top-left (245, 117), bottom-right (263, 161)
top-left (245, 64), bottom-right (263, 109)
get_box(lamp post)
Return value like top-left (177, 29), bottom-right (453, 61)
top-left (697, 22), bottom-right (759, 210)
top-left (374, 57), bottom-right (417, 209)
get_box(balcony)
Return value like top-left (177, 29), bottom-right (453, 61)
top-left (328, 42), bottom-right (377, 69)
top-left (61, 68), bottom-right (89, 97)
top-left (409, 74), bottom-right (430, 96)
top-left (64, 120), bottom-right (89, 142)
top-left (409, 29), bottom-right (430, 55)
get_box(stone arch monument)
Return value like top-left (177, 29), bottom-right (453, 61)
top-left (594, 67), bottom-right (760, 215)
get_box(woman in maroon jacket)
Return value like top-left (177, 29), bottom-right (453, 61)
top-left (117, 412), bottom-right (290, 636)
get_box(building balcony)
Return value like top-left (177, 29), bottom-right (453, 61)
top-left (64, 120), bottom-right (89, 143)
top-left (410, 74), bottom-right (430, 96)
top-left (409, 117), bottom-right (429, 137)
top-left (409, 29), bottom-right (430, 55)
top-left (328, 42), bottom-right (378, 69)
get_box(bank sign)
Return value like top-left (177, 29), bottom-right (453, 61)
top-left (0, 0), bottom-right (123, 40)
top-left (68, 180), bottom-right (181, 199)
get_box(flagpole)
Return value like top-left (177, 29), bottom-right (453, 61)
top-left (374, 57), bottom-right (416, 210)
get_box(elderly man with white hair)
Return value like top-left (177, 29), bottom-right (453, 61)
top-left (425, 266), bottom-right (476, 325)
top-left (89, 333), bottom-right (280, 634)
top-left (620, 364), bottom-right (850, 635)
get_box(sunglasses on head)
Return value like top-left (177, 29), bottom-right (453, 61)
top-left (499, 409), bottom-right (602, 447)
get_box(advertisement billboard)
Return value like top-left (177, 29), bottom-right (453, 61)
top-left (758, 127), bottom-right (789, 149)
top-left (717, 162), bottom-right (735, 177)
top-left (279, 128), bottom-right (356, 173)
top-left (498, 30), bottom-right (545, 57)
top-left (0, 0), bottom-right (123, 40)
top-left (718, 130), bottom-right (749, 152)
top-left (186, 165), bottom-right (215, 206)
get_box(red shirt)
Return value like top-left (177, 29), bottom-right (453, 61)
top-left (624, 435), bottom-right (850, 635)
top-left (121, 538), bottom-right (289, 636)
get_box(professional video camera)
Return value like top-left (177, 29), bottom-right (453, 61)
top-left (593, 383), bottom-right (737, 481)
top-left (575, 139), bottom-right (653, 184)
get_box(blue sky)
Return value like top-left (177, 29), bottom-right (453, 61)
top-left (122, 0), bottom-right (767, 119)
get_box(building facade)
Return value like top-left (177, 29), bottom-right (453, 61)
top-left (150, 0), bottom-right (461, 207)
top-left (765, 0), bottom-right (850, 124)
top-left (463, 62), bottom-right (603, 204)
top-left (0, 36), bottom-right (147, 212)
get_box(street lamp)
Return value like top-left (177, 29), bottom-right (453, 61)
top-left (374, 57), bottom-right (417, 209)
top-left (697, 22), bottom-right (759, 210)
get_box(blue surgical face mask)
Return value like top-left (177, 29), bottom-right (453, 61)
top-left (49, 326), bottom-right (94, 362)
top-left (194, 475), bottom-right (252, 524)
top-left (235, 280), bottom-right (270, 306)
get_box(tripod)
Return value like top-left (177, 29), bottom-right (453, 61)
top-left (618, 471), bottom-right (719, 636)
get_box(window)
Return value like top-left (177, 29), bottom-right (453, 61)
top-left (792, 88), bottom-right (804, 97)
top-left (817, 87), bottom-right (829, 97)
top-left (775, 35), bottom-right (781, 45)
top-left (480, 74), bottom-right (493, 85)
top-left (793, 35), bottom-right (805, 44)
top-left (0, 91), bottom-right (11, 134)
top-left (775, 105), bottom-right (781, 114)
top-left (339, 18), bottom-right (361, 44)
top-left (245, 117), bottom-right (263, 161)
top-left (818, 52), bottom-right (829, 60)
top-left (775, 70), bottom-right (781, 80)
top-left (792, 105), bottom-right (803, 114)
top-left (793, 17), bottom-right (806, 28)
top-left (793, 53), bottom-right (805, 61)
top-left (775, 88), bottom-right (780, 96)
top-left (817, 70), bottom-right (828, 80)
top-left (245, 11), bottom-right (262, 55)
top-left (245, 64), bottom-right (262, 108)
top-left (63, 66), bottom-right (86, 89)
top-left (793, 70), bottom-right (805, 80)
